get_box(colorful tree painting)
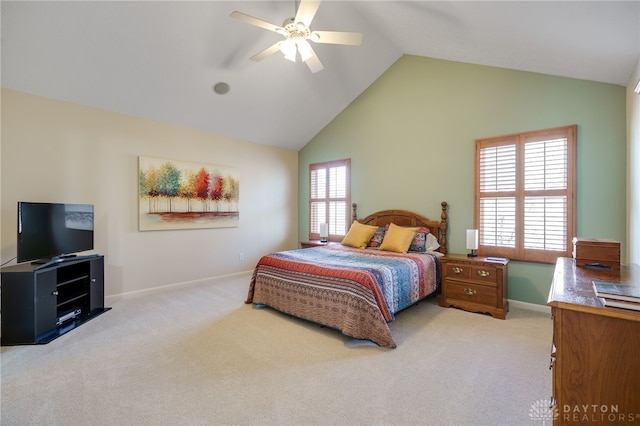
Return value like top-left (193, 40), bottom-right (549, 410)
top-left (138, 156), bottom-right (239, 231)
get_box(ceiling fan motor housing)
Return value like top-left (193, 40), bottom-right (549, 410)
top-left (281, 17), bottom-right (312, 40)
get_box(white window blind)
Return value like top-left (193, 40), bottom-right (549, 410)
top-left (475, 126), bottom-right (576, 263)
top-left (309, 159), bottom-right (350, 241)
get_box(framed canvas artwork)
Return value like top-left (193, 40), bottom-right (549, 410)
top-left (138, 156), bottom-right (239, 231)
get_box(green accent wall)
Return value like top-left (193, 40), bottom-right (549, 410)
top-left (298, 55), bottom-right (627, 306)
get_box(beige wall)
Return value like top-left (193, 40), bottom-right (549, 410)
top-left (1, 89), bottom-right (299, 300)
top-left (629, 57), bottom-right (640, 264)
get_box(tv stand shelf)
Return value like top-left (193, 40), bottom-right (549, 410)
top-left (1, 255), bottom-right (110, 345)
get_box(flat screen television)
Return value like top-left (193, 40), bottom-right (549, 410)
top-left (17, 201), bottom-right (94, 264)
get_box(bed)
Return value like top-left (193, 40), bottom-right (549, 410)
top-left (246, 202), bottom-right (448, 348)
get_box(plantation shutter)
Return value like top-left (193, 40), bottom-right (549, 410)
top-left (475, 126), bottom-right (576, 263)
top-left (523, 136), bottom-right (568, 254)
top-left (478, 141), bottom-right (517, 255)
top-left (309, 159), bottom-right (350, 241)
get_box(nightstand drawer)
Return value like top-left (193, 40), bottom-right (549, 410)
top-left (443, 263), bottom-right (472, 280)
top-left (444, 281), bottom-right (498, 307)
top-left (470, 265), bottom-right (498, 286)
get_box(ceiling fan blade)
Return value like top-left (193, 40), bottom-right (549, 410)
top-left (311, 30), bottom-right (363, 46)
top-left (230, 11), bottom-right (284, 34)
top-left (303, 48), bottom-right (324, 73)
top-left (295, 0), bottom-right (321, 28)
top-left (250, 42), bottom-right (282, 62)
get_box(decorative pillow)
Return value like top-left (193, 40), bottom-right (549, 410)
top-left (366, 227), bottom-right (386, 248)
top-left (379, 223), bottom-right (418, 253)
top-left (408, 227), bottom-right (431, 252)
top-left (341, 221), bottom-right (379, 249)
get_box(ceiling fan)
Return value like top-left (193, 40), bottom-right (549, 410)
top-left (230, 0), bottom-right (363, 73)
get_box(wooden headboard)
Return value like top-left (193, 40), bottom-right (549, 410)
top-left (352, 202), bottom-right (448, 254)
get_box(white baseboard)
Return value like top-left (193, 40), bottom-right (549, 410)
top-left (508, 298), bottom-right (551, 314)
top-left (105, 270), bottom-right (253, 305)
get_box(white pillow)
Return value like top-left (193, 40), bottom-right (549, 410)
top-left (426, 233), bottom-right (440, 251)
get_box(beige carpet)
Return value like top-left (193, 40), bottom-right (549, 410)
top-left (1, 272), bottom-right (553, 425)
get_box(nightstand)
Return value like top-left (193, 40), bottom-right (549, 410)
top-left (300, 240), bottom-right (337, 249)
top-left (439, 254), bottom-right (509, 319)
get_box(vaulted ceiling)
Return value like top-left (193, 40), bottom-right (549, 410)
top-left (2, 1), bottom-right (639, 150)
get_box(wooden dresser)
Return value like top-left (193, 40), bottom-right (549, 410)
top-left (439, 254), bottom-right (508, 319)
top-left (547, 257), bottom-right (640, 425)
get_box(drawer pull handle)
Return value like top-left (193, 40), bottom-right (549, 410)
top-left (464, 288), bottom-right (476, 296)
top-left (477, 270), bottom-right (490, 277)
top-left (452, 267), bottom-right (463, 274)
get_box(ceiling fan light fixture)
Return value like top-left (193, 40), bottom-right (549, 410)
top-left (299, 50), bottom-right (312, 62)
top-left (297, 39), bottom-right (313, 62)
top-left (279, 39), bottom-right (297, 62)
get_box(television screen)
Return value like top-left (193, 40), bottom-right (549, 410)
top-left (17, 202), bottom-right (94, 263)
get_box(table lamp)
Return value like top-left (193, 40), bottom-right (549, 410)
top-left (319, 223), bottom-right (329, 243)
top-left (466, 229), bottom-right (479, 257)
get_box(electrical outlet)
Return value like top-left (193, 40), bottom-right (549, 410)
top-left (239, 253), bottom-right (245, 261)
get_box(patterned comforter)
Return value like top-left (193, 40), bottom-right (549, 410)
top-left (246, 244), bottom-right (441, 348)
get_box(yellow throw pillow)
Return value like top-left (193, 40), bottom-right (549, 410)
top-left (341, 221), bottom-right (379, 249)
top-left (379, 223), bottom-right (418, 253)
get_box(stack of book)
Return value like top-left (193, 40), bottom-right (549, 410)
top-left (593, 281), bottom-right (640, 311)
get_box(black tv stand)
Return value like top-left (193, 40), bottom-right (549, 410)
top-left (1, 255), bottom-right (110, 345)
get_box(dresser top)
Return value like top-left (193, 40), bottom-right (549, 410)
top-left (548, 257), bottom-right (640, 321)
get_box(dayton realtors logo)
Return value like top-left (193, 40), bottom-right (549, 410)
top-left (559, 404), bottom-right (639, 423)
top-left (529, 400), bottom-right (640, 424)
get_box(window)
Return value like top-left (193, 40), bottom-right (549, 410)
top-left (309, 159), bottom-right (351, 241)
top-left (475, 125), bottom-right (576, 263)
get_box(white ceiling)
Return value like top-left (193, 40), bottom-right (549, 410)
top-left (2, 1), bottom-right (639, 151)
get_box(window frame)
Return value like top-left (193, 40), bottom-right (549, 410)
top-left (474, 125), bottom-right (577, 263)
top-left (309, 159), bottom-right (351, 242)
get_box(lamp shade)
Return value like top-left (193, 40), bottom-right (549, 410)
top-left (319, 223), bottom-right (329, 241)
top-left (466, 229), bottom-right (479, 250)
